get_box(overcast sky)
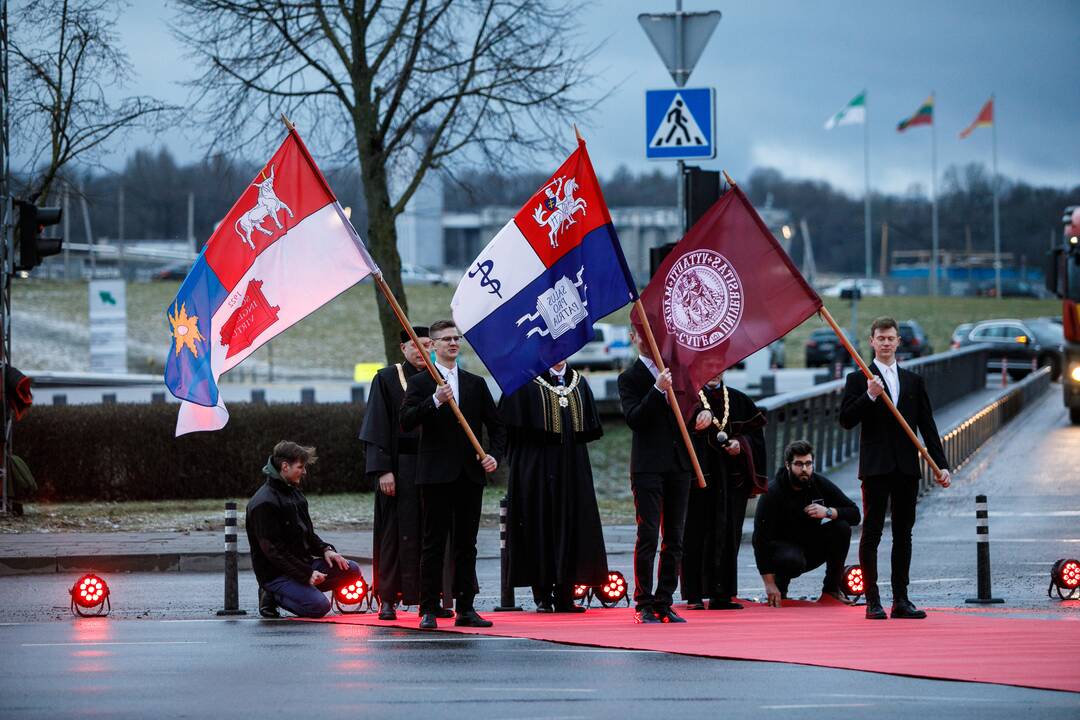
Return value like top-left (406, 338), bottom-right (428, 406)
top-left (103, 0), bottom-right (1079, 196)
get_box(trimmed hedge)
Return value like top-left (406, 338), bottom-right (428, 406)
top-left (17, 402), bottom-right (371, 501)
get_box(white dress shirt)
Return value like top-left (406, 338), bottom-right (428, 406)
top-left (871, 358), bottom-right (900, 402)
top-left (432, 362), bottom-right (458, 407)
top-left (639, 356), bottom-right (666, 395)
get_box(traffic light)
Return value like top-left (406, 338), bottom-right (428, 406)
top-left (13, 200), bottom-right (63, 272)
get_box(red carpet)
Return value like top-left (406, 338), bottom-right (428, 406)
top-left (306, 598), bottom-right (1080, 693)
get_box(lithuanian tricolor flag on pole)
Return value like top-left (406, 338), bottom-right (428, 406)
top-left (959, 97), bottom-right (994, 139)
top-left (897, 94), bottom-right (934, 132)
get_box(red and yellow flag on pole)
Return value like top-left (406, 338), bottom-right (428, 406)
top-left (959, 97), bottom-right (994, 139)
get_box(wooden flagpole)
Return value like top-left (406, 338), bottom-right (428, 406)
top-left (818, 306), bottom-right (947, 487)
top-left (632, 299), bottom-right (707, 489)
top-left (278, 115), bottom-right (488, 461)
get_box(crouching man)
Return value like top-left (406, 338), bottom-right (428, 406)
top-left (246, 441), bottom-right (362, 618)
top-left (752, 440), bottom-right (860, 608)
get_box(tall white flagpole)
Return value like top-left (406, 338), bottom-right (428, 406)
top-left (864, 90), bottom-right (872, 279)
top-left (992, 94), bottom-right (1002, 299)
top-left (930, 92), bottom-right (939, 296)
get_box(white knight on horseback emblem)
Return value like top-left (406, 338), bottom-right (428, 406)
top-left (532, 175), bottom-right (588, 248)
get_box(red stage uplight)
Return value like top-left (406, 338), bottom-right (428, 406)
top-left (573, 584), bottom-right (590, 601)
top-left (597, 571), bottom-right (628, 607)
top-left (69, 574), bottom-right (111, 617)
top-left (842, 565), bottom-right (865, 599)
top-left (334, 575), bottom-right (369, 614)
top-left (1049, 559), bottom-right (1080, 600)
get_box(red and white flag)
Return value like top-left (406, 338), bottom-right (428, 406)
top-left (165, 129), bottom-right (377, 435)
top-left (631, 183), bottom-right (822, 418)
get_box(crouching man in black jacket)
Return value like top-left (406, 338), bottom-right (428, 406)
top-left (246, 441), bottom-right (362, 618)
top-left (752, 440), bottom-right (860, 608)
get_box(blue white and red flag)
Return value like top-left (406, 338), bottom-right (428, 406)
top-left (164, 130), bottom-right (376, 435)
top-left (451, 139), bottom-right (637, 395)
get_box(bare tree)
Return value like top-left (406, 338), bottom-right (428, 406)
top-left (9, 0), bottom-right (177, 203)
top-left (173, 0), bottom-right (601, 362)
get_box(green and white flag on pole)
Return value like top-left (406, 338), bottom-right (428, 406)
top-left (824, 91), bottom-right (866, 130)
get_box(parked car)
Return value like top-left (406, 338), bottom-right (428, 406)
top-left (975, 280), bottom-right (1048, 299)
top-left (401, 263), bottom-right (448, 286)
top-left (566, 323), bottom-right (634, 370)
top-left (896, 320), bottom-right (933, 360)
top-left (150, 261), bottom-right (193, 280)
top-left (950, 322), bottom-right (974, 350)
top-left (805, 328), bottom-right (860, 368)
top-left (821, 278), bottom-right (885, 298)
top-left (955, 317), bottom-right (1064, 380)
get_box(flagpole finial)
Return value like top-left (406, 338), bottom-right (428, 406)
top-left (281, 113), bottom-right (296, 131)
top-left (722, 170), bottom-right (736, 187)
top-left (573, 124), bottom-right (583, 143)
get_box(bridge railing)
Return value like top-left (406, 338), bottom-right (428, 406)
top-left (757, 346), bottom-right (990, 479)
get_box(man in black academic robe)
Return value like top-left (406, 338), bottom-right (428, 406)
top-left (499, 361), bottom-right (608, 613)
top-left (682, 373), bottom-right (768, 610)
top-left (360, 326), bottom-right (456, 621)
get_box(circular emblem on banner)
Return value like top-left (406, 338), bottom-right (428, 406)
top-left (662, 250), bottom-right (744, 350)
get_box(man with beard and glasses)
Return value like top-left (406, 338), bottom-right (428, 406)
top-left (752, 440), bottom-right (860, 608)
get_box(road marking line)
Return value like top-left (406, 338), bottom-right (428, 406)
top-left (762, 703), bottom-right (873, 710)
top-left (21, 641), bottom-right (208, 647)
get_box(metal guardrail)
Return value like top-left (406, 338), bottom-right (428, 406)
top-left (924, 365), bottom-right (1051, 495)
top-left (757, 346), bottom-right (990, 479)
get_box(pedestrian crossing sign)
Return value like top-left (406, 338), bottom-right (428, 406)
top-left (645, 87), bottom-right (715, 160)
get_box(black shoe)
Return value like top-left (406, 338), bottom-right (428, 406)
top-left (891, 599), bottom-right (927, 619)
top-left (258, 588), bottom-right (280, 619)
top-left (455, 610), bottom-right (493, 628)
top-left (865, 600), bottom-right (887, 620)
top-left (435, 607), bottom-right (455, 619)
top-left (535, 602), bottom-right (554, 614)
top-left (553, 604), bottom-right (586, 614)
top-left (707, 599), bottom-right (744, 610)
top-left (418, 613), bottom-right (438, 630)
top-left (657, 607), bottom-right (687, 623)
top-left (635, 608), bottom-right (662, 624)
top-left (685, 600), bottom-right (705, 610)
top-left (378, 604), bottom-right (397, 621)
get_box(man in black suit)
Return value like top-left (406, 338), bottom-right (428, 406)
top-left (839, 316), bottom-right (950, 621)
top-left (401, 319), bottom-right (506, 630)
top-left (618, 327), bottom-right (693, 624)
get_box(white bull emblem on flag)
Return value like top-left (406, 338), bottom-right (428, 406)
top-left (234, 164), bottom-right (294, 250)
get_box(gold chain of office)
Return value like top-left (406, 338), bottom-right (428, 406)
top-left (698, 383), bottom-right (730, 433)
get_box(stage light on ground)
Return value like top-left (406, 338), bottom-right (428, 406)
top-left (597, 571), bottom-right (628, 607)
top-left (573, 584), bottom-right (590, 601)
top-left (333, 575), bottom-right (369, 614)
top-left (70, 574), bottom-right (111, 617)
top-left (842, 565), bottom-right (865, 600)
top-left (1048, 559), bottom-right (1080, 600)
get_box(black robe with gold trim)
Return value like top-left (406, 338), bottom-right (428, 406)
top-left (499, 369), bottom-right (609, 590)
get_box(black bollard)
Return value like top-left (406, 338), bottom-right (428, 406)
top-left (965, 495), bottom-right (1004, 604)
top-left (217, 501), bottom-right (248, 616)
top-left (492, 495), bottom-right (522, 611)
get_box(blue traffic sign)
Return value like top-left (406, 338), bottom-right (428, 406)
top-left (645, 87), bottom-right (715, 160)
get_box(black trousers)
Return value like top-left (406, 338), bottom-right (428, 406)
top-left (763, 520), bottom-right (852, 595)
top-left (631, 471), bottom-right (691, 611)
top-left (419, 477), bottom-right (483, 614)
top-left (859, 473), bottom-right (919, 603)
top-left (682, 477), bottom-right (752, 601)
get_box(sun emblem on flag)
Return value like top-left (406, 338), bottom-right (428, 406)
top-left (168, 302), bottom-right (205, 358)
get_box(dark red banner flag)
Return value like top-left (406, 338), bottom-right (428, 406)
top-left (631, 183), bottom-right (823, 418)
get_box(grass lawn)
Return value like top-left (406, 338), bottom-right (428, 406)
top-left (12, 279), bottom-right (1061, 373)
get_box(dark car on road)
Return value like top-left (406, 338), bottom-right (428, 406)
top-left (955, 317), bottom-right (1064, 380)
top-left (805, 328), bottom-right (859, 368)
top-left (897, 320), bottom-right (933, 360)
